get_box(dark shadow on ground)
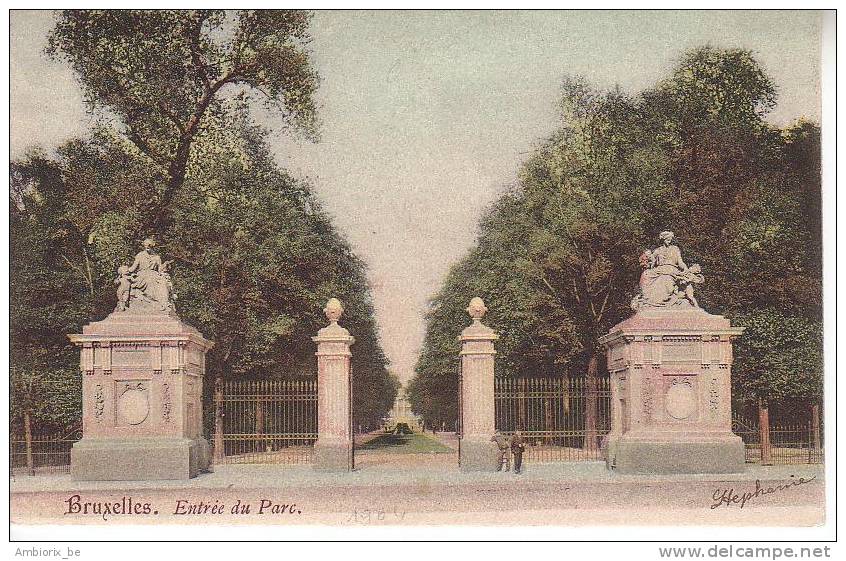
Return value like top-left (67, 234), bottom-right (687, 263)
top-left (357, 433), bottom-right (453, 454)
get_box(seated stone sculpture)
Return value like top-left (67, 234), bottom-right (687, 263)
top-left (114, 238), bottom-right (176, 313)
top-left (631, 231), bottom-right (704, 311)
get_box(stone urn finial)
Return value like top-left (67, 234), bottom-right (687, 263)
top-left (324, 298), bottom-right (344, 324)
top-left (467, 297), bottom-right (488, 323)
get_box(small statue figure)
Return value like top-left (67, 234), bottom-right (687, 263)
top-left (114, 265), bottom-right (133, 312)
top-left (113, 238), bottom-right (177, 313)
top-left (156, 260), bottom-right (176, 309)
top-left (631, 231), bottom-right (704, 311)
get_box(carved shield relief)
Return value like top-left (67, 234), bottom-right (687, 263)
top-left (116, 381), bottom-right (150, 426)
top-left (664, 377), bottom-right (697, 421)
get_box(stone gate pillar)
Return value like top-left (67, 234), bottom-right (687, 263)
top-left (459, 297), bottom-right (500, 471)
top-left (313, 298), bottom-right (355, 471)
top-left (68, 239), bottom-right (213, 480)
top-left (598, 231), bottom-right (745, 474)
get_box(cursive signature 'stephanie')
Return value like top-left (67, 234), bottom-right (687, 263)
top-left (711, 475), bottom-right (817, 509)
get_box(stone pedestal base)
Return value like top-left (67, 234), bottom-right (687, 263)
top-left (312, 302), bottom-right (355, 474)
top-left (71, 437), bottom-right (210, 481)
top-left (606, 434), bottom-right (745, 474)
top-left (69, 311), bottom-right (214, 481)
top-left (599, 308), bottom-right (746, 475)
top-left (459, 438), bottom-right (501, 472)
top-left (313, 440), bottom-right (353, 472)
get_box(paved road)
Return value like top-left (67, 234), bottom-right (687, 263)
top-left (11, 471), bottom-right (824, 527)
top-left (356, 432), bottom-right (454, 454)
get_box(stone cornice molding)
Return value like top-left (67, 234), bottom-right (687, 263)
top-left (68, 332), bottom-right (214, 351)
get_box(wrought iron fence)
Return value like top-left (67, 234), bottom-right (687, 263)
top-left (10, 376), bottom-right (823, 472)
top-left (495, 377), bottom-right (824, 466)
top-left (213, 378), bottom-right (318, 465)
top-left (732, 411), bottom-right (823, 465)
top-left (731, 415), bottom-right (761, 464)
top-left (494, 376), bottom-right (612, 463)
top-left (9, 423), bottom-right (81, 476)
top-left (770, 421), bottom-right (823, 464)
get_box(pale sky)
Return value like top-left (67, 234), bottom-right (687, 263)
top-left (10, 10), bottom-right (822, 383)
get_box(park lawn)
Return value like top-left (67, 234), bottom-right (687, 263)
top-left (357, 433), bottom-right (453, 454)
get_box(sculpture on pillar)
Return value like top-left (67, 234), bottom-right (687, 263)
top-left (324, 297), bottom-right (344, 324)
top-left (70, 239), bottom-right (213, 481)
top-left (631, 231), bottom-right (704, 311)
top-left (600, 231), bottom-right (745, 474)
top-left (113, 238), bottom-right (176, 313)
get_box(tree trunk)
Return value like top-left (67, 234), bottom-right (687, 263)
top-left (146, 79), bottom-right (228, 233)
top-left (213, 377), bottom-right (224, 461)
top-left (82, 247), bottom-right (95, 297)
top-left (584, 354), bottom-right (599, 451)
top-left (758, 398), bottom-right (772, 465)
top-left (24, 410), bottom-right (34, 476)
top-left (517, 377), bottom-right (527, 431)
top-left (811, 404), bottom-right (821, 462)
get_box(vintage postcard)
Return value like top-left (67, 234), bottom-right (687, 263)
top-left (6, 6), bottom-right (836, 550)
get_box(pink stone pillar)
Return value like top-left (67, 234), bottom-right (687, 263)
top-left (68, 313), bottom-right (213, 481)
top-left (599, 309), bottom-right (745, 474)
top-left (459, 297), bottom-right (501, 471)
top-left (312, 298), bottom-right (355, 471)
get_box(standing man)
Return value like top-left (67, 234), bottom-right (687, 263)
top-left (510, 430), bottom-right (526, 474)
top-left (491, 430), bottom-right (511, 472)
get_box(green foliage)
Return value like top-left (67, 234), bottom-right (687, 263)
top-left (409, 47), bottom-right (822, 425)
top-left (10, 148), bottom-right (96, 429)
top-left (653, 46), bottom-right (777, 134)
top-left (10, 37), bottom-right (398, 434)
top-left (732, 310), bottom-right (823, 407)
top-left (47, 9), bottom-right (319, 231)
top-left (12, 10), bottom-right (395, 433)
top-left (10, 109), bottom-right (395, 431)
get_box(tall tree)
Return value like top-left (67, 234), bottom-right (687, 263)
top-left (13, 10), bottom-right (398, 435)
top-left (10, 107), bottom-right (396, 429)
top-left (47, 9), bottom-right (319, 232)
top-left (410, 47), bottom-right (822, 426)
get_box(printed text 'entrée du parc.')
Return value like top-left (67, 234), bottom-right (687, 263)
top-left (64, 495), bottom-right (302, 521)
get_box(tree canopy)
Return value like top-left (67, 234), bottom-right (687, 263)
top-left (409, 47), bottom-right (822, 426)
top-left (12, 11), bottom-right (397, 432)
top-left (47, 9), bottom-right (319, 232)
top-left (11, 108), bottom-right (396, 430)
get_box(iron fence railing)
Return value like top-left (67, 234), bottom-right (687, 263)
top-left (9, 423), bottom-right (81, 476)
top-left (9, 380), bottom-right (823, 473)
top-left (493, 375), bottom-right (824, 466)
top-left (494, 376), bottom-right (611, 463)
top-left (731, 415), bottom-right (761, 464)
top-left (213, 378), bottom-right (318, 465)
top-left (733, 410), bottom-right (824, 465)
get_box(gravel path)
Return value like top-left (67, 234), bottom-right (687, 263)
top-left (11, 462), bottom-right (824, 527)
